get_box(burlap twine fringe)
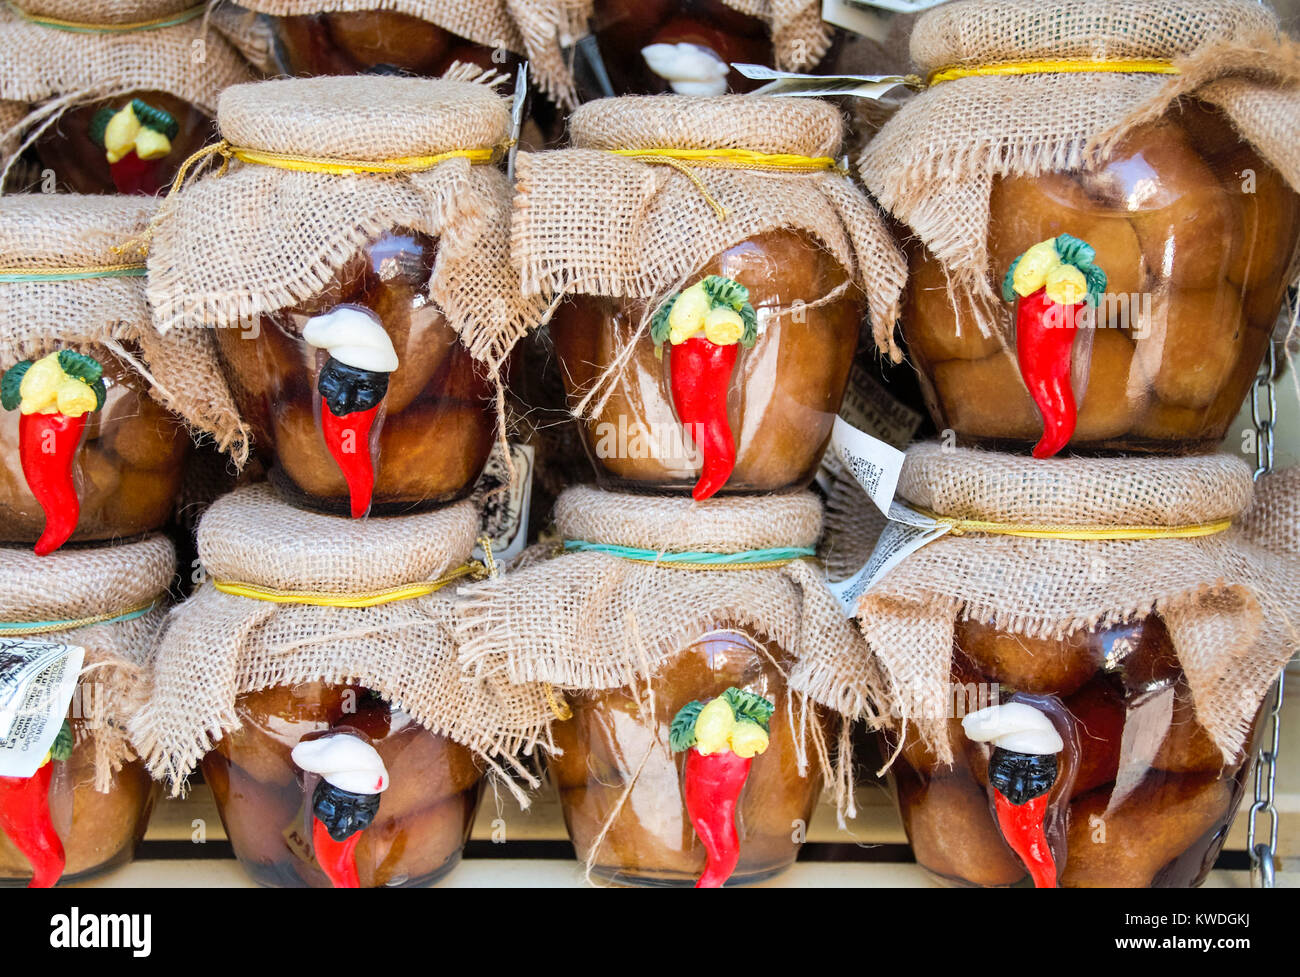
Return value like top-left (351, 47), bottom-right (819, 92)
top-left (0, 1), bottom-right (255, 184)
top-left (0, 194), bottom-right (249, 463)
top-left (237, 0), bottom-right (582, 106)
top-left (129, 485), bottom-right (552, 802)
top-left (846, 443), bottom-right (1300, 770)
top-left (456, 486), bottom-right (876, 829)
top-left (858, 0), bottom-right (1299, 359)
top-left (145, 75), bottom-right (542, 379)
top-left (0, 535), bottom-right (174, 792)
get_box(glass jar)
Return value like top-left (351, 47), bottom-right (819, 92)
top-left (201, 681), bottom-right (484, 888)
top-left (549, 629), bottom-right (827, 886)
top-left (212, 228), bottom-right (498, 516)
top-left (548, 230), bottom-right (861, 496)
top-left (0, 345), bottom-right (190, 546)
top-left (591, 0), bottom-right (772, 95)
top-left (904, 101), bottom-right (1299, 454)
top-left (269, 11), bottom-right (520, 78)
top-left (883, 615), bottom-right (1259, 888)
top-left (0, 718), bottom-right (156, 886)
top-left (32, 91), bottom-right (213, 196)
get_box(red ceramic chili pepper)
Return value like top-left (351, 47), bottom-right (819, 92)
top-left (670, 336), bottom-right (740, 500)
top-left (292, 732), bottom-right (388, 889)
top-left (2, 351), bottom-right (106, 556)
top-left (319, 399), bottom-right (381, 519)
top-left (1003, 234), bottom-right (1107, 459)
top-left (88, 99), bottom-right (177, 197)
top-left (311, 816), bottom-right (363, 889)
top-left (993, 789), bottom-right (1056, 889)
top-left (652, 276), bottom-right (758, 500)
top-left (0, 749), bottom-right (68, 889)
top-left (670, 687), bottom-right (774, 888)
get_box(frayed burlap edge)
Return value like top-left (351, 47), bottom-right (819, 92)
top-left (130, 584), bottom-right (554, 802)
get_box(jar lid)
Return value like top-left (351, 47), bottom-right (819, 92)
top-left (555, 485), bottom-right (824, 553)
top-left (10, 0), bottom-right (196, 24)
top-left (569, 94), bottom-right (843, 159)
top-left (0, 533), bottom-right (175, 626)
top-left (197, 484), bottom-right (481, 592)
top-left (0, 193), bottom-right (154, 268)
top-left (218, 76), bottom-right (511, 162)
top-left (898, 442), bottom-right (1255, 528)
top-left (910, 0), bottom-right (1279, 75)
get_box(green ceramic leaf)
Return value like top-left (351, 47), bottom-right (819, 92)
top-left (669, 700), bottom-right (704, 752)
top-left (56, 349), bottom-right (104, 385)
top-left (50, 720), bottom-right (74, 763)
top-left (131, 98), bottom-right (178, 139)
top-left (1, 360), bottom-right (31, 411)
top-left (650, 293), bottom-right (676, 346)
top-left (88, 107), bottom-right (115, 149)
top-left (722, 687), bottom-right (775, 732)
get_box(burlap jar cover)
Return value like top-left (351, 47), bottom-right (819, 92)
top-left (1241, 466), bottom-right (1300, 559)
top-left (238, 0), bottom-right (586, 106)
top-left (130, 484), bottom-right (552, 800)
top-left (718, 0), bottom-right (832, 71)
top-left (512, 95), bottom-right (906, 409)
top-left (858, 0), bottom-right (1300, 358)
top-left (0, 1), bottom-right (256, 183)
top-left (456, 486), bottom-right (871, 813)
top-left (0, 534), bottom-right (174, 791)
top-left (0, 194), bottom-right (248, 461)
top-left (820, 444), bottom-right (1300, 769)
top-left (146, 75), bottom-right (541, 381)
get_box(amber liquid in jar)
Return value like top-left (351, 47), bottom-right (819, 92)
top-left (884, 615), bottom-right (1260, 888)
top-left (33, 91), bottom-right (213, 196)
top-left (904, 101), bottom-right (1300, 455)
top-left (202, 682), bottom-right (484, 888)
top-left (0, 719), bottom-right (156, 886)
top-left (213, 230), bottom-right (497, 516)
top-left (271, 12), bottom-right (518, 78)
top-left (549, 230), bottom-right (861, 495)
top-left (549, 629), bottom-right (827, 886)
top-left (0, 346), bottom-right (189, 546)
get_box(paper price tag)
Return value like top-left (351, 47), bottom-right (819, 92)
top-left (473, 442), bottom-right (535, 565)
top-left (0, 638), bottom-right (83, 778)
top-left (816, 363), bottom-right (923, 493)
top-left (733, 62), bottom-right (911, 99)
top-left (828, 505), bottom-right (950, 615)
top-left (828, 416), bottom-right (906, 517)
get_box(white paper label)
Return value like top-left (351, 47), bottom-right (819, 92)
top-left (0, 638), bottom-right (83, 778)
top-left (828, 503), bottom-right (950, 614)
top-left (473, 442), bottom-right (535, 565)
top-left (817, 363), bottom-right (923, 493)
top-left (733, 62), bottom-right (910, 99)
top-left (828, 416), bottom-right (906, 517)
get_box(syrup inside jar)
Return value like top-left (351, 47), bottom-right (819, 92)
top-left (213, 229), bottom-right (498, 516)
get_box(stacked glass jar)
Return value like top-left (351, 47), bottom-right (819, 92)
top-left (455, 92), bottom-right (906, 886)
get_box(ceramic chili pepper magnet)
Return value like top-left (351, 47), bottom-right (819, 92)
top-left (963, 702), bottom-right (1065, 888)
top-left (0, 720), bottom-right (73, 888)
top-left (303, 305), bottom-right (399, 518)
top-left (1002, 234), bottom-right (1107, 459)
top-left (1, 350), bottom-right (107, 555)
top-left (88, 98), bottom-right (178, 196)
top-left (651, 276), bottom-right (758, 500)
top-left (669, 686), bottom-right (774, 888)
top-left (291, 731), bottom-right (390, 889)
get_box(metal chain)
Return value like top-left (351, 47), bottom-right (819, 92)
top-left (1248, 322), bottom-right (1284, 888)
top-left (1249, 671), bottom-right (1285, 888)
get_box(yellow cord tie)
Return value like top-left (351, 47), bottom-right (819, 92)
top-left (543, 684), bottom-right (573, 722)
top-left (610, 147), bottom-right (846, 222)
top-left (213, 562), bottom-right (488, 608)
top-left (5, 1), bottom-right (205, 32)
top-left (908, 506), bottom-right (1232, 541)
top-left (928, 58), bottom-right (1181, 86)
